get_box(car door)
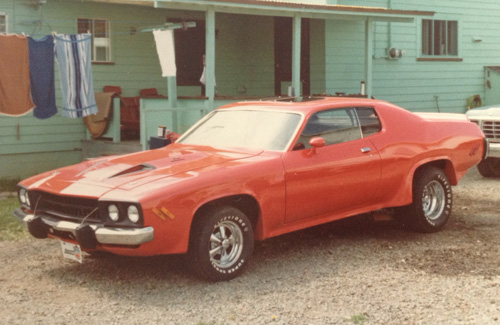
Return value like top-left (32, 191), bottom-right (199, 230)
top-left (282, 107), bottom-right (382, 223)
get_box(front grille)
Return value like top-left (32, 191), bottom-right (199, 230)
top-left (29, 191), bottom-right (101, 223)
top-left (483, 121), bottom-right (500, 140)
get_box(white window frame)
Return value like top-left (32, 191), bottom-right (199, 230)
top-left (419, 18), bottom-right (460, 59)
top-left (78, 18), bottom-right (112, 63)
top-left (0, 12), bottom-right (8, 34)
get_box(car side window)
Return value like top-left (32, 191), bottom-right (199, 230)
top-left (294, 108), bottom-right (362, 149)
top-left (356, 107), bottom-right (381, 137)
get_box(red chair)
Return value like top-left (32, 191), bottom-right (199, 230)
top-left (103, 85), bottom-right (122, 95)
top-left (140, 88), bottom-right (162, 97)
top-left (120, 97), bottom-right (140, 139)
top-left (103, 86), bottom-right (140, 139)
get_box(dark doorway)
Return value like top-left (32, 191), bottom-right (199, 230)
top-left (172, 20), bottom-right (206, 86)
top-left (274, 17), bottom-right (310, 96)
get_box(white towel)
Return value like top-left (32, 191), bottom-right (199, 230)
top-left (153, 29), bottom-right (176, 77)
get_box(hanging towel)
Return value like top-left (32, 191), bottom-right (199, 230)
top-left (0, 35), bottom-right (35, 116)
top-left (84, 91), bottom-right (118, 138)
top-left (153, 29), bottom-right (176, 77)
top-left (28, 35), bottom-right (58, 119)
top-left (54, 34), bottom-right (97, 118)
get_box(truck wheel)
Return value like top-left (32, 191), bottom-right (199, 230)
top-left (403, 167), bottom-right (452, 233)
top-left (477, 158), bottom-right (500, 177)
top-left (188, 206), bottom-right (254, 281)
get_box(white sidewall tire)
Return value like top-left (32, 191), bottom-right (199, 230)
top-left (407, 167), bottom-right (453, 233)
top-left (189, 206), bottom-right (254, 281)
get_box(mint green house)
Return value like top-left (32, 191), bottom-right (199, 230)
top-left (0, 0), bottom-right (497, 178)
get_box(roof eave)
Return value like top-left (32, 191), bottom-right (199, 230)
top-left (154, 0), bottom-right (434, 22)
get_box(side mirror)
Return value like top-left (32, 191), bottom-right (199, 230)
top-left (306, 137), bottom-right (325, 156)
top-left (309, 137), bottom-right (325, 148)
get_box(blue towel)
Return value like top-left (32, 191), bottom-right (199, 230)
top-left (54, 34), bottom-right (97, 118)
top-left (28, 35), bottom-right (58, 119)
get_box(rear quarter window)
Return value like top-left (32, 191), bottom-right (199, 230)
top-left (357, 107), bottom-right (381, 137)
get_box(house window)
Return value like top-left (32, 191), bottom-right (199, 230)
top-left (78, 18), bottom-right (111, 62)
top-left (0, 13), bottom-right (8, 33)
top-left (422, 19), bottom-right (458, 56)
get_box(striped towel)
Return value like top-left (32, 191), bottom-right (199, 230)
top-left (55, 34), bottom-right (97, 118)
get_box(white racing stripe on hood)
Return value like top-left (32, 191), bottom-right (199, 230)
top-left (60, 182), bottom-right (110, 197)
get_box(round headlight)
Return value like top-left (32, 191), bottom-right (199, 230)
top-left (108, 204), bottom-right (119, 222)
top-left (19, 189), bottom-right (27, 204)
top-left (127, 205), bottom-right (140, 223)
top-left (19, 188), bottom-right (30, 207)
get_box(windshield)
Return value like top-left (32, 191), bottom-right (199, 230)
top-left (178, 109), bottom-right (302, 151)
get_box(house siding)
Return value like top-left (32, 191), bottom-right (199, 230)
top-left (0, 1), bottom-right (173, 179)
top-left (216, 13), bottom-right (275, 97)
top-left (332, 0), bottom-right (500, 112)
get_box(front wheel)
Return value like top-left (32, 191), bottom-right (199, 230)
top-left (188, 206), bottom-right (254, 281)
top-left (402, 167), bottom-right (453, 233)
top-left (477, 157), bottom-right (500, 177)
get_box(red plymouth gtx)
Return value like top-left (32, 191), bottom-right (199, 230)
top-left (14, 97), bottom-right (485, 281)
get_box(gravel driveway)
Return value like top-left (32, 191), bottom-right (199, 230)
top-left (1, 168), bottom-right (500, 324)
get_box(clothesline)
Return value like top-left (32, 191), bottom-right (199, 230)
top-left (0, 33), bottom-right (97, 119)
top-left (13, 18), bottom-right (200, 34)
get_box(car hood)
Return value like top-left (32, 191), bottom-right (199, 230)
top-left (23, 143), bottom-right (262, 198)
top-left (466, 105), bottom-right (500, 120)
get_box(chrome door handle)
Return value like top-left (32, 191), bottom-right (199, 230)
top-left (361, 147), bottom-right (371, 153)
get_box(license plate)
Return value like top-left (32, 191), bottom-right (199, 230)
top-left (60, 240), bottom-right (83, 263)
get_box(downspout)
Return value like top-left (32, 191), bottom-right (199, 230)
top-left (291, 14), bottom-right (302, 97)
top-left (364, 18), bottom-right (374, 98)
top-left (387, 0), bottom-right (392, 54)
top-left (205, 7), bottom-right (216, 109)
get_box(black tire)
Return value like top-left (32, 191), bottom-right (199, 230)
top-left (477, 158), bottom-right (500, 178)
top-left (188, 206), bottom-right (254, 281)
top-left (401, 167), bottom-right (453, 233)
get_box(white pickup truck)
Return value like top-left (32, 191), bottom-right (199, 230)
top-left (466, 106), bottom-right (500, 177)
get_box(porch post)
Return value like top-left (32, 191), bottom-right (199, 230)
top-left (205, 8), bottom-right (216, 105)
top-left (167, 76), bottom-right (177, 108)
top-left (364, 18), bottom-right (374, 98)
top-left (292, 14), bottom-right (302, 97)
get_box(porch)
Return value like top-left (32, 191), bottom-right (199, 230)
top-left (82, 0), bottom-right (433, 158)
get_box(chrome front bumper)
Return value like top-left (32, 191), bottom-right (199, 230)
top-left (487, 140), bottom-right (500, 158)
top-left (14, 209), bottom-right (154, 247)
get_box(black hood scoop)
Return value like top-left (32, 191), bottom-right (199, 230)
top-left (110, 163), bottom-right (156, 178)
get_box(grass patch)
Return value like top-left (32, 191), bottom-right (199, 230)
top-left (350, 313), bottom-right (369, 324)
top-left (0, 197), bottom-right (28, 241)
top-left (0, 178), bottom-right (19, 192)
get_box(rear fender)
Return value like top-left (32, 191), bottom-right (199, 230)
top-left (411, 159), bottom-right (457, 187)
top-left (398, 159), bottom-right (456, 207)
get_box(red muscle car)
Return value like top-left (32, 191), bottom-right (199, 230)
top-left (14, 97), bottom-right (485, 281)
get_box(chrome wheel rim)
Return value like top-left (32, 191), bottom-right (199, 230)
top-left (209, 220), bottom-right (243, 268)
top-left (422, 180), bottom-right (445, 220)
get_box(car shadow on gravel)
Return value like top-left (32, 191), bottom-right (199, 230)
top-left (46, 253), bottom-right (200, 287)
top-left (44, 207), bottom-right (500, 287)
top-left (44, 215), bottom-right (415, 285)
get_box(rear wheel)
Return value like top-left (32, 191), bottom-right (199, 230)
top-left (188, 206), bottom-right (254, 281)
top-left (401, 167), bottom-right (452, 233)
top-left (477, 158), bottom-right (500, 177)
